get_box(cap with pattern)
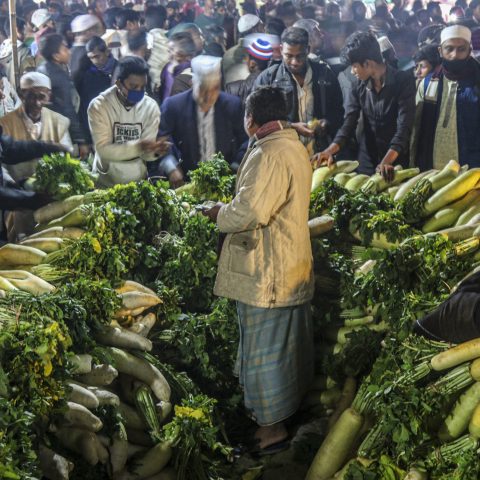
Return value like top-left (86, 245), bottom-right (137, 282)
top-left (31, 9), bottom-right (52, 29)
top-left (247, 38), bottom-right (273, 60)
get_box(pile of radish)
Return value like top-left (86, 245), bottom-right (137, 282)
top-left (4, 156), bottom-right (480, 480)
top-left (36, 281), bottom-right (175, 480)
top-left (303, 160), bottom-right (480, 478)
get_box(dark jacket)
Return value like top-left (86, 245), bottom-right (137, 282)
top-left (37, 61), bottom-right (88, 145)
top-left (74, 55), bottom-right (117, 144)
top-left (159, 61), bottom-right (191, 103)
top-left (334, 65), bottom-right (416, 175)
top-left (155, 89), bottom-right (248, 175)
top-left (413, 60), bottom-right (480, 170)
top-left (254, 59), bottom-right (344, 144)
top-left (226, 71), bottom-right (259, 105)
top-left (69, 45), bottom-right (87, 79)
top-left (170, 72), bottom-right (193, 97)
top-left (0, 131), bottom-right (64, 210)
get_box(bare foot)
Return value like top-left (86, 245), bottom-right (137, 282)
top-left (254, 422), bottom-right (288, 449)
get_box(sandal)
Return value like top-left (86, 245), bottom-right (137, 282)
top-left (250, 439), bottom-right (290, 457)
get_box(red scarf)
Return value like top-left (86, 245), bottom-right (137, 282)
top-left (253, 120), bottom-right (290, 142)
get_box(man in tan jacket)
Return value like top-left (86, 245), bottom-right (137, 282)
top-left (0, 71), bottom-right (72, 240)
top-left (204, 86), bottom-right (314, 453)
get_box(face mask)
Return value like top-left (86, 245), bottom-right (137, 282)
top-left (442, 57), bottom-right (469, 75)
top-left (119, 83), bottom-right (145, 104)
top-left (126, 89), bottom-right (145, 104)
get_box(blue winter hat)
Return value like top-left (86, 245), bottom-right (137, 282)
top-left (247, 38), bottom-right (273, 60)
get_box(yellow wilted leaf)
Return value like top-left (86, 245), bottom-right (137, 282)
top-left (43, 359), bottom-right (53, 377)
top-left (91, 237), bottom-right (102, 253)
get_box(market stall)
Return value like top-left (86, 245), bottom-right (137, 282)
top-left (1, 153), bottom-right (480, 479)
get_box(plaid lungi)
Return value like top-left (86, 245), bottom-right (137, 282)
top-left (235, 301), bottom-right (314, 426)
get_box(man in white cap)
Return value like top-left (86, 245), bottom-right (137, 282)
top-left (30, 8), bottom-right (55, 57)
top-left (70, 14), bottom-right (103, 78)
top-left (412, 24), bottom-right (480, 170)
top-left (223, 13), bottom-right (263, 84)
top-left (0, 71), bottom-right (72, 240)
top-left (154, 54), bottom-right (247, 186)
top-left (31, 9), bottom-right (54, 33)
top-left (0, 71), bottom-right (72, 183)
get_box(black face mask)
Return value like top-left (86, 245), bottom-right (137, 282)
top-left (442, 57), bottom-right (470, 75)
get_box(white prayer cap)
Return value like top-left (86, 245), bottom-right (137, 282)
top-left (20, 72), bottom-right (51, 90)
top-left (71, 14), bottom-right (101, 33)
top-left (238, 14), bottom-right (260, 34)
top-left (440, 25), bottom-right (472, 45)
top-left (31, 9), bottom-right (52, 29)
top-left (377, 36), bottom-right (395, 53)
top-left (191, 55), bottom-right (222, 84)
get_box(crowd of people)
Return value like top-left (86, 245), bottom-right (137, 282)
top-left (1, 0), bottom-right (480, 454)
top-left (0, 0), bottom-right (478, 236)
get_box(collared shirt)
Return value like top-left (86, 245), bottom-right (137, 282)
top-left (292, 65), bottom-right (314, 145)
top-left (197, 104), bottom-right (216, 163)
top-left (19, 106), bottom-right (42, 140)
top-left (17, 106), bottom-right (72, 148)
top-left (293, 65), bottom-right (314, 124)
top-left (334, 64), bottom-right (416, 174)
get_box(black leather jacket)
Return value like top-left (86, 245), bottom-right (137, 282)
top-left (225, 72), bottom-right (259, 105)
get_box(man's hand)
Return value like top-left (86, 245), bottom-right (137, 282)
top-left (168, 168), bottom-right (184, 189)
top-left (78, 143), bottom-right (92, 159)
top-left (311, 151), bottom-right (335, 169)
top-left (376, 162), bottom-right (395, 183)
top-left (139, 138), bottom-right (172, 157)
top-left (291, 122), bottom-right (314, 138)
top-left (311, 143), bottom-right (340, 169)
top-left (202, 202), bottom-right (225, 222)
top-left (376, 149), bottom-right (399, 183)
